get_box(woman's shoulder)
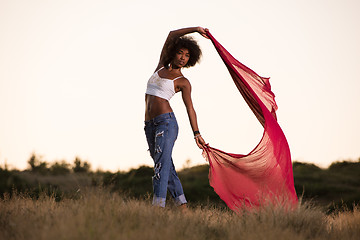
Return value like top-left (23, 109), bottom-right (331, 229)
top-left (154, 64), bottom-right (165, 73)
top-left (174, 76), bottom-right (190, 89)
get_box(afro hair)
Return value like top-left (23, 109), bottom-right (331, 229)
top-left (162, 36), bottom-right (202, 68)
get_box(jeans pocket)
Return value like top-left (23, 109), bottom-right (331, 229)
top-left (154, 118), bottom-right (170, 126)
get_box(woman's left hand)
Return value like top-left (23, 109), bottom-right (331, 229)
top-left (195, 135), bottom-right (206, 149)
top-left (197, 27), bottom-right (209, 39)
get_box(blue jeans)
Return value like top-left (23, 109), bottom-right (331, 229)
top-left (144, 112), bottom-right (187, 207)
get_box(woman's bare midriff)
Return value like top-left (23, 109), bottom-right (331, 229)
top-left (145, 94), bottom-right (173, 121)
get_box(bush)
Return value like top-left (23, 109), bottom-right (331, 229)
top-left (50, 161), bottom-right (71, 175)
top-left (329, 159), bottom-right (360, 175)
top-left (0, 168), bottom-right (29, 197)
top-left (102, 166), bottom-right (153, 198)
top-left (27, 153), bottom-right (49, 175)
top-left (73, 157), bottom-right (91, 173)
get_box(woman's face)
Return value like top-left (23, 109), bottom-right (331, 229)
top-left (172, 48), bottom-right (190, 68)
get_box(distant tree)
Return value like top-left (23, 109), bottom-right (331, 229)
top-left (329, 159), bottom-right (360, 174)
top-left (28, 153), bottom-right (49, 174)
top-left (182, 158), bottom-right (192, 169)
top-left (50, 161), bottom-right (71, 175)
top-left (73, 157), bottom-right (91, 173)
top-left (292, 161), bottom-right (322, 173)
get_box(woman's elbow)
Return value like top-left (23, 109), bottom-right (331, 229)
top-left (168, 30), bottom-right (177, 39)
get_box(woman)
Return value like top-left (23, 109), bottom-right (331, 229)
top-left (144, 27), bottom-right (207, 208)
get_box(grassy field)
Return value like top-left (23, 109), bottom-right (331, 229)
top-left (1, 159), bottom-right (359, 239)
top-left (1, 188), bottom-right (359, 240)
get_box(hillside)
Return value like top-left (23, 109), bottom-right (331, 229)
top-left (1, 158), bottom-right (359, 211)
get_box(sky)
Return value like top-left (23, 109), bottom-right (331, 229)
top-left (1, 0), bottom-right (359, 171)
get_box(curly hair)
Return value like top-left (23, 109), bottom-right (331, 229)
top-left (162, 36), bottom-right (202, 68)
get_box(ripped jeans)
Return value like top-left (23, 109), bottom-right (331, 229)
top-left (144, 112), bottom-right (187, 207)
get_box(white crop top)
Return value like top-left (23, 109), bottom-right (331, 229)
top-left (145, 67), bottom-right (183, 101)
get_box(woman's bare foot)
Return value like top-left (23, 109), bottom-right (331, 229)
top-left (179, 203), bottom-right (189, 213)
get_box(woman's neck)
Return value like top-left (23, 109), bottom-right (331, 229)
top-left (168, 64), bottom-right (182, 73)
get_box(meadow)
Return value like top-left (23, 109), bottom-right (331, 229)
top-left (0, 156), bottom-right (359, 239)
top-left (0, 188), bottom-right (359, 240)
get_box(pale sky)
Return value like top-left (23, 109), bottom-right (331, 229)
top-left (1, 0), bottom-right (359, 171)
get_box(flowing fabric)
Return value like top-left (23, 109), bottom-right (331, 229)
top-left (203, 31), bottom-right (297, 211)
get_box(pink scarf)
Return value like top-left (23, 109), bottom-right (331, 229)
top-left (203, 31), bottom-right (298, 211)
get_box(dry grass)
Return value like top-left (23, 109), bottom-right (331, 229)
top-left (0, 188), bottom-right (359, 240)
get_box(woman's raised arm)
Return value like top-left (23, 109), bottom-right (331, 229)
top-left (155, 27), bottom-right (208, 71)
